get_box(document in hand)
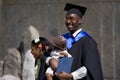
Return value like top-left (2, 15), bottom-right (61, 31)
top-left (56, 57), bottom-right (73, 73)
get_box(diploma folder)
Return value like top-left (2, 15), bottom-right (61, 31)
top-left (56, 57), bottom-right (73, 73)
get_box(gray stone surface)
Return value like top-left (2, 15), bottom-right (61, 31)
top-left (101, 3), bottom-right (114, 79)
top-left (22, 26), bottom-right (40, 52)
top-left (22, 50), bottom-right (35, 80)
top-left (3, 48), bottom-right (21, 79)
top-left (0, 0), bottom-right (120, 80)
top-left (0, 61), bottom-right (4, 76)
top-left (0, 74), bottom-right (20, 80)
top-left (114, 3), bottom-right (120, 80)
top-left (0, 0), bottom-right (4, 61)
top-left (22, 26), bottom-right (39, 80)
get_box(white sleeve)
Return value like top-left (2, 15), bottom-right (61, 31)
top-left (71, 66), bottom-right (87, 80)
top-left (67, 53), bottom-right (72, 57)
top-left (46, 57), bottom-right (52, 65)
top-left (45, 67), bottom-right (54, 76)
top-left (50, 50), bottom-right (60, 56)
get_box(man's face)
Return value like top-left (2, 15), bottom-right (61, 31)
top-left (65, 13), bottom-right (82, 34)
top-left (31, 46), bottom-right (43, 59)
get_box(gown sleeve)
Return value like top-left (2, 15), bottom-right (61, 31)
top-left (82, 37), bottom-right (104, 80)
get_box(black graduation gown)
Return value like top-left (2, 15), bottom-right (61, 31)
top-left (69, 36), bottom-right (104, 80)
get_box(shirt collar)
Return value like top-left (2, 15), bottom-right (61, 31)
top-left (72, 28), bottom-right (82, 37)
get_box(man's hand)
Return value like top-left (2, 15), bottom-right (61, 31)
top-left (55, 71), bottom-right (73, 80)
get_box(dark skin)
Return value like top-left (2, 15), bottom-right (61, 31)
top-left (65, 13), bottom-right (82, 34)
top-left (48, 51), bottom-right (68, 72)
top-left (31, 44), bottom-right (43, 59)
top-left (56, 13), bottom-right (82, 79)
top-left (46, 46), bottom-right (69, 80)
top-left (46, 58), bottom-right (58, 80)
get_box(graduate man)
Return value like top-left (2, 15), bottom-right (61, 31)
top-left (56, 3), bottom-right (104, 80)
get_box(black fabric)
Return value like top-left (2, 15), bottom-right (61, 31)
top-left (37, 55), bottom-right (48, 80)
top-left (67, 8), bottom-right (82, 18)
top-left (69, 36), bottom-right (104, 80)
top-left (64, 3), bottom-right (87, 18)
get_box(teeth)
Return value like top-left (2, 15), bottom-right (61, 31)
top-left (68, 25), bottom-right (72, 27)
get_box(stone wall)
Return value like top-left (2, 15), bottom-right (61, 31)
top-left (0, 0), bottom-right (3, 60)
top-left (0, 0), bottom-right (120, 80)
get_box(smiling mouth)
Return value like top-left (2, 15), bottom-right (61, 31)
top-left (68, 25), bottom-right (72, 27)
top-left (67, 24), bottom-right (72, 28)
top-left (67, 25), bottom-right (73, 29)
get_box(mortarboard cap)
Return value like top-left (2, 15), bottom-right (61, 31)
top-left (64, 3), bottom-right (87, 18)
